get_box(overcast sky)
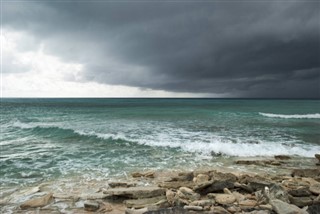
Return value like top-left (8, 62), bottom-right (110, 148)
top-left (2, 0), bottom-right (320, 98)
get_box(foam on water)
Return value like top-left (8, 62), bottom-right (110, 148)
top-left (259, 112), bottom-right (320, 119)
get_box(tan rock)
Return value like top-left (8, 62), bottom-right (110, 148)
top-left (215, 194), bottom-right (236, 205)
top-left (84, 200), bottom-right (99, 211)
top-left (166, 189), bottom-right (175, 206)
top-left (239, 199), bottom-right (257, 208)
top-left (98, 202), bottom-right (113, 212)
top-left (131, 171), bottom-right (155, 178)
top-left (310, 183), bottom-right (320, 195)
top-left (20, 193), bottom-right (53, 209)
top-left (125, 196), bottom-right (167, 209)
top-left (190, 199), bottom-right (214, 207)
top-left (211, 206), bottom-right (231, 214)
top-left (177, 187), bottom-right (200, 201)
top-left (158, 181), bottom-right (194, 189)
top-left (194, 174), bottom-right (209, 184)
top-left (270, 199), bottom-right (308, 214)
top-left (184, 205), bottom-right (203, 211)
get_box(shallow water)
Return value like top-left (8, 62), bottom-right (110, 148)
top-left (1, 98), bottom-right (319, 188)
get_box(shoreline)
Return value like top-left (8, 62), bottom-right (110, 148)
top-left (1, 155), bottom-right (319, 213)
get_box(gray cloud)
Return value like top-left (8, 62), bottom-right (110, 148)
top-left (3, 0), bottom-right (320, 97)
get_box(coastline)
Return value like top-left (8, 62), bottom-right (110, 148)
top-left (1, 155), bottom-right (319, 213)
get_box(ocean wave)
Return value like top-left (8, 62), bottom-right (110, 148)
top-left (10, 120), bottom-right (319, 157)
top-left (259, 112), bottom-right (320, 119)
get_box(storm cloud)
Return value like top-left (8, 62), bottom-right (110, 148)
top-left (3, 0), bottom-right (320, 97)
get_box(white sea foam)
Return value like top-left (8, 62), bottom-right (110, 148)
top-left (259, 112), bottom-right (320, 119)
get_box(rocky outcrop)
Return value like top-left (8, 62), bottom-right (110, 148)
top-left (103, 186), bottom-right (165, 199)
top-left (20, 193), bottom-right (53, 209)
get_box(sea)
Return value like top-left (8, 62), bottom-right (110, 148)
top-left (1, 98), bottom-right (320, 189)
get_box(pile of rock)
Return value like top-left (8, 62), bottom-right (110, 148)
top-left (2, 158), bottom-right (320, 213)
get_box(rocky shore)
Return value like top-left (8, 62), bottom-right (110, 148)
top-left (1, 155), bottom-right (320, 214)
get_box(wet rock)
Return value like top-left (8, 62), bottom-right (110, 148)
top-left (168, 172), bottom-right (193, 182)
top-left (310, 183), bottom-right (320, 195)
top-left (288, 195), bottom-right (313, 207)
top-left (125, 196), bottom-right (167, 209)
top-left (236, 160), bottom-right (281, 166)
top-left (269, 199), bottom-right (308, 214)
top-left (214, 194), bottom-right (236, 205)
top-left (234, 182), bottom-right (254, 193)
top-left (288, 187), bottom-right (312, 197)
top-left (315, 154), bottom-right (320, 162)
top-left (268, 184), bottom-right (289, 203)
top-left (20, 193), bottom-right (53, 209)
top-left (158, 181), bottom-right (194, 189)
top-left (307, 204), bottom-right (320, 214)
top-left (84, 200), bottom-right (99, 211)
top-left (183, 205), bottom-right (203, 211)
top-left (292, 168), bottom-right (320, 179)
top-left (274, 155), bottom-right (291, 160)
top-left (132, 171), bottom-right (155, 178)
top-left (80, 192), bottom-right (109, 200)
top-left (109, 181), bottom-right (137, 188)
top-left (103, 186), bottom-right (165, 199)
top-left (195, 180), bottom-right (234, 194)
top-left (248, 179), bottom-right (273, 192)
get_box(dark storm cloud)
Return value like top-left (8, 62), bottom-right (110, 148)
top-left (3, 0), bottom-right (320, 97)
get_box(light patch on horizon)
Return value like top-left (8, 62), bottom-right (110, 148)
top-left (1, 29), bottom-right (213, 98)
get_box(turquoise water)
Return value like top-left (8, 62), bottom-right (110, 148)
top-left (1, 98), bottom-right (319, 187)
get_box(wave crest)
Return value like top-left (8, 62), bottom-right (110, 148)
top-left (259, 112), bottom-right (320, 119)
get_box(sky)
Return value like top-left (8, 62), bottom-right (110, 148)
top-left (1, 0), bottom-right (320, 98)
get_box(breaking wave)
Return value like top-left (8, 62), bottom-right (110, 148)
top-left (259, 112), bottom-right (320, 119)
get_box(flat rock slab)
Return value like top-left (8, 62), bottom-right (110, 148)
top-left (20, 193), bottom-right (53, 209)
top-left (125, 196), bottom-right (167, 209)
top-left (104, 186), bottom-right (165, 199)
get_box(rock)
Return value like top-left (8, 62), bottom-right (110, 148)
top-left (166, 189), bottom-right (175, 206)
top-left (245, 211), bottom-right (270, 214)
top-left (193, 180), bottom-right (214, 192)
top-left (274, 155), bottom-right (291, 160)
top-left (211, 171), bottom-right (238, 182)
top-left (190, 199), bottom-right (214, 207)
top-left (103, 186), bottom-right (165, 199)
top-left (239, 199), bottom-right (257, 208)
top-left (194, 174), bottom-right (209, 184)
top-left (109, 181), bottom-right (137, 188)
top-left (232, 191), bottom-right (246, 203)
top-left (84, 200), bottom-right (100, 211)
top-left (227, 206), bottom-right (241, 213)
top-left (125, 207), bottom-right (148, 214)
top-left (80, 192), bottom-right (109, 200)
top-left (235, 160), bottom-right (281, 166)
top-left (310, 183), bottom-right (320, 195)
top-left (292, 169), bottom-right (320, 179)
top-left (269, 199), bottom-right (308, 214)
top-left (177, 187), bottom-right (200, 201)
top-left (132, 171), bottom-right (155, 178)
top-left (307, 204), bottom-right (320, 214)
top-left (288, 187), bottom-right (312, 197)
top-left (315, 154), bottom-right (320, 162)
top-left (248, 179), bottom-right (273, 192)
top-left (215, 194), bottom-right (236, 205)
top-left (168, 172), bottom-right (193, 182)
top-left (234, 182), bottom-right (254, 193)
top-left (288, 195), bottom-right (313, 207)
top-left (183, 205), bottom-right (203, 211)
top-left (158, 181), bottom-right (194, 189)
top-left (125, 196), bottom-right (167, 209)
top-left (268, 184), bottom-right (290, 203)
top-left (257, 204), bottom-right (273, 211)
top-left (98, 202), bottom-right (113, 212)
top-left (211, 206), bottom-right (231, 214)
top-left (20, 193), bottom-right (53, 209)
top-left (195, 180), bottom-right (234, 194)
